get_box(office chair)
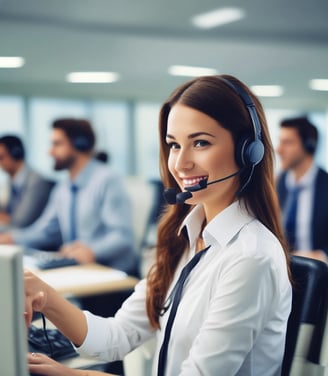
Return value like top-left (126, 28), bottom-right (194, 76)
top-left (282, 255), bottom-right (328, 376)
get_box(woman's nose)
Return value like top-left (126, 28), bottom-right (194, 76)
top-left (174, 149), bottom-right (194, 171)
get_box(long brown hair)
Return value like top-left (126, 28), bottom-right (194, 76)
top-left (146, 74), bottom-right (290, 329)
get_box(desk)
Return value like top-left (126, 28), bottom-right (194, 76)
top-left (24, 251), bottom-right (139, 298)
top-left (33, 263), bottom-right (139, 298)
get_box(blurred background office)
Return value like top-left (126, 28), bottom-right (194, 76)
top-left (0, 2), bottom-right (327, 375)
top-left (0, 0), bottom-right (327, 254)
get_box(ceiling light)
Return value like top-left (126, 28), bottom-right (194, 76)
top-left (309, 79), bottom-right (328, 91)
top-left (66, 72), bottom-right (119, 83)
top-left (191, 7), bottom-right (245, 29)
top-left (251, 85), bottom-right (284, 97)
top-left (0, 56), bottom-right (25, 68)
top-left (168, 65), bottom-right (217, 77)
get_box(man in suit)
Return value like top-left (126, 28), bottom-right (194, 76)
top-left (0, 135), bottom-right (53, 228)
top-left (276, 116), bottom-right (328, 262)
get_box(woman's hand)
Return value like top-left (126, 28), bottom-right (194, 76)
top-left (59, 241), bottom-right (95, 264)
top-left (28, 352), bottom-right (118, 375)
top-left (28, 352), bottom-right (77, 376)
top-left (25, 268), bottom-right (89, 348)
top-left (24, 269), bottom-right (52, 327)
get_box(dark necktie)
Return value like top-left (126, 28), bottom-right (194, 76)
top-left (157, 245), bottom-right (210, 376)
top-left (68, 184), bottom-right (78, 242)
top-left (285, 186), bottom-right (301, 250)
top-left (7, 185), bottom-right (20, 214)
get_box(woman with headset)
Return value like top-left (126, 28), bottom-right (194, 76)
top-left (25, 74), bottom-right (292, 376)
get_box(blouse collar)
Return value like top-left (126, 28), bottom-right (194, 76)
top-left (179, 201), bottom-right (255, 251)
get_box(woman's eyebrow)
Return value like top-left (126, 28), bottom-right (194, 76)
top-left (188, 132), bottom-right (215, 139)
top-left (166, 131), bottom-right (215, 140)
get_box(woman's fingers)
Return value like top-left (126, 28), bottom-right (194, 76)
top-left (24, 270), bottom-right (49, 327)
top-left (28, 352), bottom-right (71, 376)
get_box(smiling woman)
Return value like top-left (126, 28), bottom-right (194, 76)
top-left (166, 104), bottom-right (240, 219)
top-left (24, 74), bottom-right (292, 376)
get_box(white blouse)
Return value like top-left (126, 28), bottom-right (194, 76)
top-left (78, 201), bottom-right (292, 376)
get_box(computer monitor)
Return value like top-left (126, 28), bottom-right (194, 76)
top-left (0, 245), bottom-right (29, 376)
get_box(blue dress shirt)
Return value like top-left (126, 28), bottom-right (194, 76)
top-left (12, 159), bottom-right (138, 274)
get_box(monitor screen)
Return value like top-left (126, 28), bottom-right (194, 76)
top-left (0, 245), bottom-right (29, 376)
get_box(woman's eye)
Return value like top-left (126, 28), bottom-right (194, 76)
top-left (194, 140), bottom-right (210, 147)
top-left (167, 142), bottom-right (180, 150)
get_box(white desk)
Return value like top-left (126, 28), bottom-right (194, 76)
top-left (24, 252), bottom-right (139, 298)
top-left (34, 263), bottom-right (138, 298)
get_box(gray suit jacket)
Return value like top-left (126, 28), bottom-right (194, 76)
top-left (3, 166), bottom-right (54, 228)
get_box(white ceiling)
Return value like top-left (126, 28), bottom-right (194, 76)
top-left (0, 0), bottom-right (328, 110)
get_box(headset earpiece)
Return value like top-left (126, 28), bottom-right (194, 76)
top-left (236, 135), bottom-right (265, 168)
top-left (9, 145), bottom-right (24, 160)
top-left (303, 138), bottom-right (317, 155)
top-left (72, 135), bottom-right (92, 152)
top-left (219, 77), bottom-right (264, 168)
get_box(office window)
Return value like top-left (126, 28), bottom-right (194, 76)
top-left (0, 96), bottom-right (25, 185)
top-left (90, 102), bottom-right (130, 174)
top-left (135, 103), bottom-right (161, 179)
top-left (309, 112), bottom-right (328, 169)
top-left (0, 96), bottom-right (25, 136)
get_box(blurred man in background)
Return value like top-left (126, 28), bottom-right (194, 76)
top-left (0, 119), bottom-right (138, 275)
top-left (276, 116), bottom-right (328, 262)
top-left (0, 135), bottom-right (53, 228)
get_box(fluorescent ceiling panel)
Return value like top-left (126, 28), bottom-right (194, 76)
top-left (66, 72), bottom-right (119, 83)
top-left (251, 85), bottom-right (284, 97)
top-left (191, 7), bottom-right (245, 29)
top-left (0, 57), bottom-right (25, 68)
top-left (168, 65), bottom-right (217, 77)
top-left (309, 79), bottom-right (328, 91)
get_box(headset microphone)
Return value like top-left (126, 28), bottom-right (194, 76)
top-left (163, 170), bottom-right (241, 205)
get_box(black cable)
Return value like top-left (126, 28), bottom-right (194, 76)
top-left (41, 313), bottom-right (54, 358)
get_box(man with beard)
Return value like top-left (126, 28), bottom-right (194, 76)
top-left (276, 116), bottom-right (328, 262)
top-left (0, 118), bottom-right (138, 276)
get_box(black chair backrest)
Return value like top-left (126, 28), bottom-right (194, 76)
top-left (282, 256), bottom-right (328, 376)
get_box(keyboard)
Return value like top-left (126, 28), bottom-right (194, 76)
top-left (28, 325), bottom-right (79, 361)
top-left (24, 248), bottom-right (78, 270)
top-left (37, 256), bottom-right (78, 270)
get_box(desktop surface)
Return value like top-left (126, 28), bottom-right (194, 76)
top-left (23, 248), bottom-right (139, 298)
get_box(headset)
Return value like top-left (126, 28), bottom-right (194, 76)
top-left (71, 135), bottom-right (93, 152)
top-left (9, 145), bottom-right (24, 160)
top-left (219, 77), bottom-right (265, 195)
top-left (303, 137), bottom-right (317, 155)
top-left (0, 135), bottom-right (25, 160)
top-left (219, 77), bottom-right (264, 168)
